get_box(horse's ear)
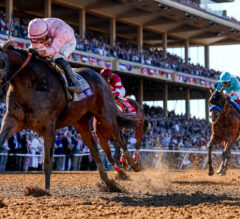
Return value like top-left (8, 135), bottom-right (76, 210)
top-left (220, 87), bottom-right (224, 93)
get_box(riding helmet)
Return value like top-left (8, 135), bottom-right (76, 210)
top-left (220, 72), bottom-right (231, 82)
top-left (100, 68), bottom-right (112, 77)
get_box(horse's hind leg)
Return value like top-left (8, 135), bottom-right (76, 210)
top-left (74, 118), bottom-right (121, 192)
top-left (207, 139), bottom-right (214, 176)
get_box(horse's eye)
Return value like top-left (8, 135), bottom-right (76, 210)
top-left (0, 60), bottom-right (6, 69)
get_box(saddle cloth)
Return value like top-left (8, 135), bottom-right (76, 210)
top-left (116, 98), bottom-right (136, 113)
top-left (61, 72), bottom-right (94, 102)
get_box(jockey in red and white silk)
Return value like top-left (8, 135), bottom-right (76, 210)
top-left (100, 68), bottom-right (130, 113)
top-left (27, 18), bottom-right (82, 95)
top-left (110, 73), bottom-right (126, 98)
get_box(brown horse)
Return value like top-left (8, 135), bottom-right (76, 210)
top-left (0, 42), bottom-right (139, 191)
top-left (93, 97), bottom-right (148, 178)
top-left (208, 88), bottom-right (240, 176)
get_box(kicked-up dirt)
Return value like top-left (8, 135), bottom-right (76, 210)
top-left (0, 169), bottom-right (240, 218)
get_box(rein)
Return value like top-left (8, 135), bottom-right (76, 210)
top-left (2, 52), bottom-right (32, 88)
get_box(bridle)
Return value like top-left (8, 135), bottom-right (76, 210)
top-left (1, 51), bottom-right (32, 88)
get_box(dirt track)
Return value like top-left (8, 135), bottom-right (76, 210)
top-left (0, 169), bottom-right (240, 218)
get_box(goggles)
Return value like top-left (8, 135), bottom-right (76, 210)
top-left (31, 35), bottom-right (49, 44)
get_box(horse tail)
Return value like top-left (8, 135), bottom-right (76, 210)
top-left (117, 112), bottom-right (138, 129)
top-left (143, 119), bottom-right (149, 134)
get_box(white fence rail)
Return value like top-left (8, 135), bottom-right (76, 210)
top-left (1, 149), bottom-right (240, 170)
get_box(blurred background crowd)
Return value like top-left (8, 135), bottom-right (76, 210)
top-left (1, 10), bottom-right (240, 172)
top-left (0, 12), bottom-right (221, 79)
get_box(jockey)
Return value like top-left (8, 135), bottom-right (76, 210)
top-left (100, 68), bottom-right (130, 113)
top-left (27, 18), bottom-right (82, 94)
top-left (216, 72), bottom-right (240, 104)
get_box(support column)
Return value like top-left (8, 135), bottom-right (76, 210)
top-left (164, 83), bottom-right (168, 117)
top-left (137, 78), bottom-right (143, 106)
top-left (185, 40), bottom-right (189, 64)
top-left (137, 25), bottom-right (143, 53)
top-left (185, 88), bottom-right (190, 119)
top-left (205, 98), bottom-right (209, 122)
top-left (162, 32), bottom-right (167, 59)
top-left (44, 0), bottom-right (52, 17)
top-left (79, 8), bottom-right (86, 39)
top-left (204, 45), bottom-right (209, 69)
top-left (5, 0), bottom-right (13, 24)
top-left (109, 17), bottom-right (116, 47)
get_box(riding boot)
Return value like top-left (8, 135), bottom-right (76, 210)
top-left (115, 96), bottom-right (130, 113)
top-left (55, 58), bottom-right (83, 93)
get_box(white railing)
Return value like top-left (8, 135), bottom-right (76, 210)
top-left (1, 148), bottom-right (240, 170)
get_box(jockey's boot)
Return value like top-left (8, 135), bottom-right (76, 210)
top-left (55, 58), bottom-right (83, 93)
top-left (115, 96), bottom-right (130, 113)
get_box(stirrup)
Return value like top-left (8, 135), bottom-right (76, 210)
top-left (68, 86), bottom-right (83, 93)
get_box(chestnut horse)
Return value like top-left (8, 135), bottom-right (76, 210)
top-left (208, 88), bottom-right (240, 176)
top-left (94, 97), bottom-right (148, 178)
top-left (0, 42), bottom-right (140, 191)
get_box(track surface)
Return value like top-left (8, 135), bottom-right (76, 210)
top-left (0, 169), bottom-right (240, 218)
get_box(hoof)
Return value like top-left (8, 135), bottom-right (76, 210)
top-left (208, 169), bottom-right (214, 176)
top-left (217, 169), bottom-right (226, 176)
top-left (132, 164), bottom-right (141, 172)
top-left (114, 170), bottom-right (128, 180)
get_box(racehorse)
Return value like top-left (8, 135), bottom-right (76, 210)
top-left (208, 88), bottom-right (240, 176)
top-left (0, 41), bottom-right (140, 191)
top-left (93, 97), bottom-right (148, 178)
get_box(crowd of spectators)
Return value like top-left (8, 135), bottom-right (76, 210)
top-left (0, 98), bottom-right (240, 172)
top-left (0, 11), bottom-right (221, 79)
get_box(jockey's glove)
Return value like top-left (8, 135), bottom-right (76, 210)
top-left (28, 48), bottom-right (39, 55)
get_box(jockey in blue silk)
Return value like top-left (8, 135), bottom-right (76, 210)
top-left (216, 72), bottom-right (240, 104)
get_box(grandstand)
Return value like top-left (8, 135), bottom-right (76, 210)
top-left (1, 0), bottom-right (240, 121)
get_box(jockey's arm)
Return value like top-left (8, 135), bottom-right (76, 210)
top-left (44, 37), bottom-right (66, 56)
top-left (231, 77), bottom-right (240, 100)
top-left (216, 81), bottom-right (223, 91)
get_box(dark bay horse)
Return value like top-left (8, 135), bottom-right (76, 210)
top-left (208, 88), bottom-right (240, 176)
top-left (0, 42), bottom-right (139, 191)
top-left (93, 97), bottom-right (148, 178)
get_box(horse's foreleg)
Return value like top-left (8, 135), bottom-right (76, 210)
top-left (97, 133), bottom-right (127, 180)
top-left (42, 125), bottom-right (56, 190)
top-left (117, 132), bottom-right (141, 172)
top-left (207, 139), bottom-right (214, 176)
top-left (0, 113), bottom-right (20, 145)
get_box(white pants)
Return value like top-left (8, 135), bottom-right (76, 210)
top-left (116, 87), bottom-right (126, 98)
top-left (224, 90), bottom-right (240, 99)
top-left (53, 38), bottom-right (76, 60)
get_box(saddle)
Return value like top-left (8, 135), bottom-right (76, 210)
top-left (116, 98), bottom-right (136, 113)
top-left (35, 56), bottom-right (93, 102)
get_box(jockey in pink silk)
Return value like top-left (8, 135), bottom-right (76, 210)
top-left (28, 18), bottom-right (82, 94)
top-left (100, 68), bottom-right (130, 113)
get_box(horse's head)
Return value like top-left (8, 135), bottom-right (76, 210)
top-left (209, 87), bottom-right (228, 122)
top-left (0, 41), bottom-right (11, 85)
